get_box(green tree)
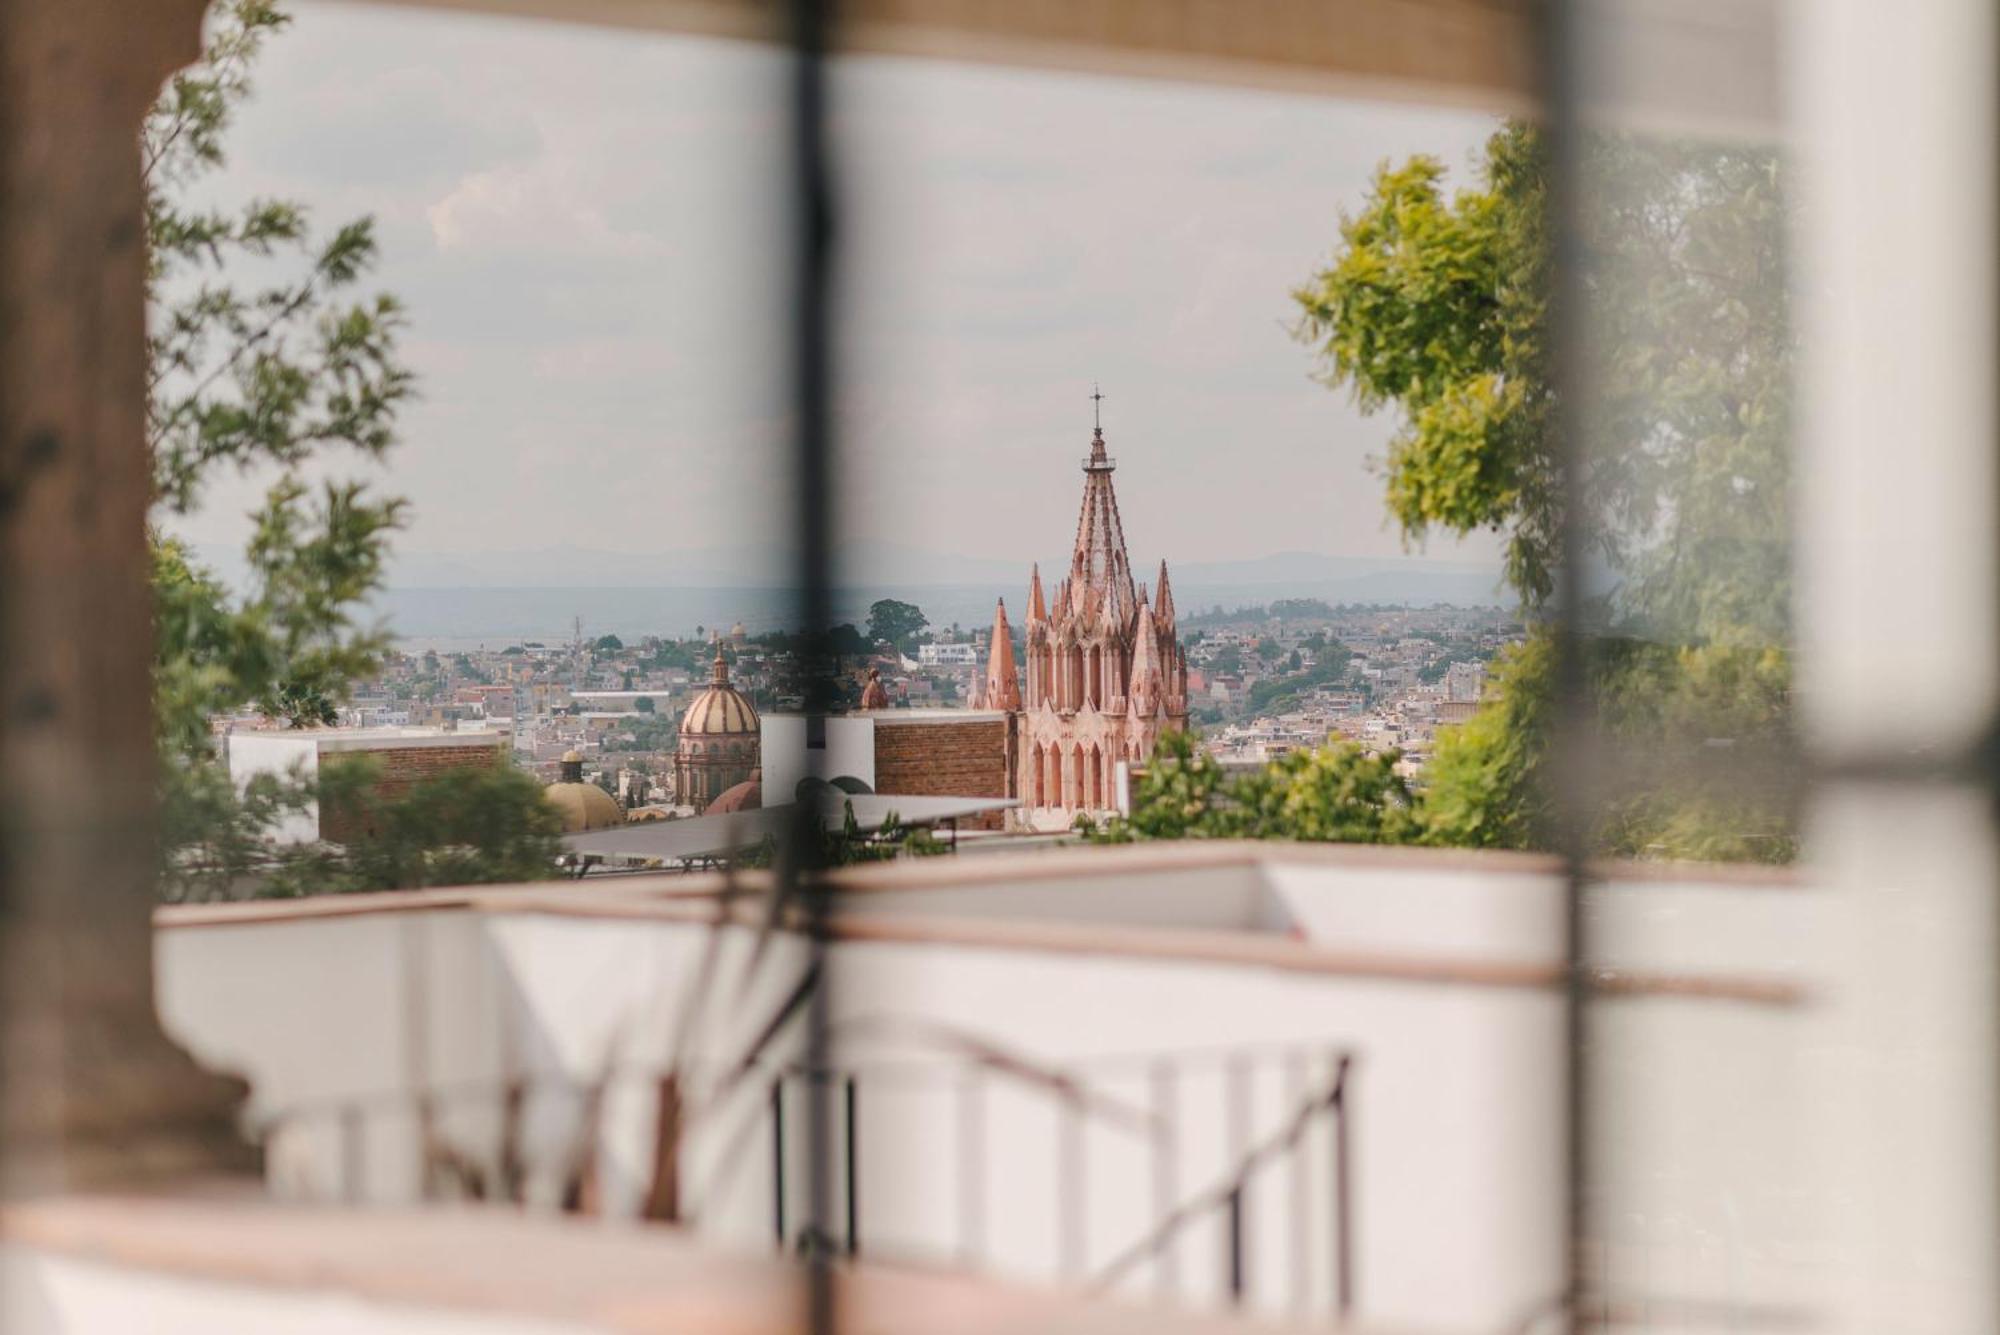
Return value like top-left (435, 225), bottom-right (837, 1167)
top-left (1292, 125), bottom-right (1553, 604)
top-left (1091, 732), bottom-right (1417, 846)
top-left (148, 1), bottom-right (409, 766)
top-left (1418, 636), bottom-right (1553, 851)
top-left (594, 633), bottom-right (624, 651)
top-left (1292, 123), bottom-right (1790, 642)
top-left (149, 2), bottom-right (412, 895)
top-left (866, 599), bottom-right (929, 654)
top-left (1292, 122), bottom-right (1796, 862)
top-left (147, 4), bottom-right (567, 896)
top-left (261, 759), bottom-right (562, 896)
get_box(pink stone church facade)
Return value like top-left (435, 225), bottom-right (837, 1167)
top-left (973, 418), bottom-right (1188, 829)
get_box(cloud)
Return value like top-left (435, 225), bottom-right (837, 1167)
top-left (179, 0), bottom-right (1506, 572)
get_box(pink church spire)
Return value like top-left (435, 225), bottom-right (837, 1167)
top-left (1129, 597), bottom-right (1163, 719)
top-left (982, 598), bottom-right (1021, 711)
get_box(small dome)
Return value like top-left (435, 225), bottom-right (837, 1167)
top-left (561, 748), bottom-right (584, 764)
top-left (709, 778), bottom-right (762, 814)
top-left (681, 642), bottom-right (760, 736)
top-left (543, 780), bottom-right (623, 833)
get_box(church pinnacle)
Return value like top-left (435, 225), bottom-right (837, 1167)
top-left (1008, 389), bottom-right (1188, 826)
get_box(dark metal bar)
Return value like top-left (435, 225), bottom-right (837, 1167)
top-left (1537, 0), bottom-right (1595, 1330)
top-left (1226, 1185), bottom-right (1245, 1304)
top-left (1151, 1058), bottom-right (1179, 1296)
top-left (782, 0), bottom-right (839, 1324)
top-left (1226, 1053), bottom-right (1250, 1300)
top-left (958, 1068), bottom-right (985, 1266)
top-left (1333, 1055), bottom-right (1354, 1317)
top-left (772, 1078), bottom-right (787, 1249)
top-left (844, 1074), bottom-right (859, 1256)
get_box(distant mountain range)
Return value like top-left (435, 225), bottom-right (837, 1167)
top-left (359, 541), bottom-right (1501, 593)
top-left (183, 541), bottom-right (1508, 645)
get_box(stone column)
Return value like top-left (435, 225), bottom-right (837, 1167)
top-left (0, 0), bottom-right (257, 1192)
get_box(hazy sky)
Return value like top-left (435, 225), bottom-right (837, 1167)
top-left (179, 3), bottom-right (1506, 579)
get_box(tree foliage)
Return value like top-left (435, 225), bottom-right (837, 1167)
top-left (1087, 732), bottom-right (1417, 846)
top-left (258, 760), bottom-right (562, 896)
top-left (866, 599), bottom-right (929, 654)
top-left (1293, 124), bottom-right (1791, 646)
top-left (1294, 125), bottom-right (1556, 605)
top-left (1285, 122), bottom-right (1796, 863)
top-left (142, 4), bottom-right (572, 898)
top-left (148, 0), bottom-right (410, 764)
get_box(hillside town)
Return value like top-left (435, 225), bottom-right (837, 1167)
top-left (235, 593), bottom-right (1517, 822)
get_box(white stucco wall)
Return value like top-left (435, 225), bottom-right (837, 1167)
top-left (225, 733), bottom-right (322, 843)
top-left (760, 714), bottom-right (876, 801)
top-left (153, 856), bottom-right (1819, 1334)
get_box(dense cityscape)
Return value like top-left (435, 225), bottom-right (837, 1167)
top-left (299, 598), bottom-right (1518, 821)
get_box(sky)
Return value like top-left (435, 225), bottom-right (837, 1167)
top-left (178, 2), bottom-right (1507, 584)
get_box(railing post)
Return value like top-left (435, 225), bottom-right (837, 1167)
top-left (1287, 1050), bottom-right (1309, 1314)
top-left (1226, 1054), bottom-right (1250, 1305)
top-left (844, 1074), bottom-right (859, 1257)
top-left (1226, 1184), bottom-right (1245, 1305)
top-left (1060, 1075), bottom-right (1085, 1281)
top-left (1151, 1058), bottom-right (1179, 1297)
top-left (341, 1105), bottom-right (366, 1206)
top-left (958, 1068), bottom-right (985, 1266)
top-left (771, 1077), bottom-right (786, 1249)
top-left (1333, 1053), bottom-right (1354, 1318)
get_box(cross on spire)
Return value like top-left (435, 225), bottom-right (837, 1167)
top-left (1091, 382), bottom-right (1105, 433)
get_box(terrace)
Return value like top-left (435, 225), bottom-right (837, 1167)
top-left (1, 0), bottom-right (1992, 1333)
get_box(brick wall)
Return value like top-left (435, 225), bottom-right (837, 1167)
top-left (872, 716), bottom-right (1011, 830)
top-left (320, 741), bottom-right (506, 844)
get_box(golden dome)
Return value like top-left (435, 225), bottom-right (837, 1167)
top-left (682, 642), bottom-right (760, 736)
top-left (544, 781), bottom-right (624, 833)
top-left (544, 749), bottom-right (623, 832)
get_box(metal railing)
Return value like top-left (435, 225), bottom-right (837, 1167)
top-left (762, 1045), bottom-right (1356, 1316)
top-left (252, 1041), bottom-right (1359, 1319)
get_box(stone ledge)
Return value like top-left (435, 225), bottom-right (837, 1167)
top-left (0, 1192), bottom-right (1385, 1335)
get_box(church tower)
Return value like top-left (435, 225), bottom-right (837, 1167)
top-left (1010, 392), bottom-right (1187, 828)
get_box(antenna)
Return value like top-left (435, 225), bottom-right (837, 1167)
top-left (1091, 382), bottom-right (1105, 432)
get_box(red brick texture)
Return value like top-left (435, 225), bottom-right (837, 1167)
top-left (319, 742), bottom-right (505, 844)
top-left (872, 716), bottom-right (1012, 830)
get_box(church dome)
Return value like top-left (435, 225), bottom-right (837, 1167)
top-left (709, 775), bottom-right (762, 814)
top-left (682, 643), bottom-right (760, 736)
top-left (543, 749), bottom-right (624, 832)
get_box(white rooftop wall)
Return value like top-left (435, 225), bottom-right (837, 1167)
top-left (155, 852), bottom-right (1817, 1333)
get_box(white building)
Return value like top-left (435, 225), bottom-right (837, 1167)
top-left (918, 640), bottom-right (981, 667)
